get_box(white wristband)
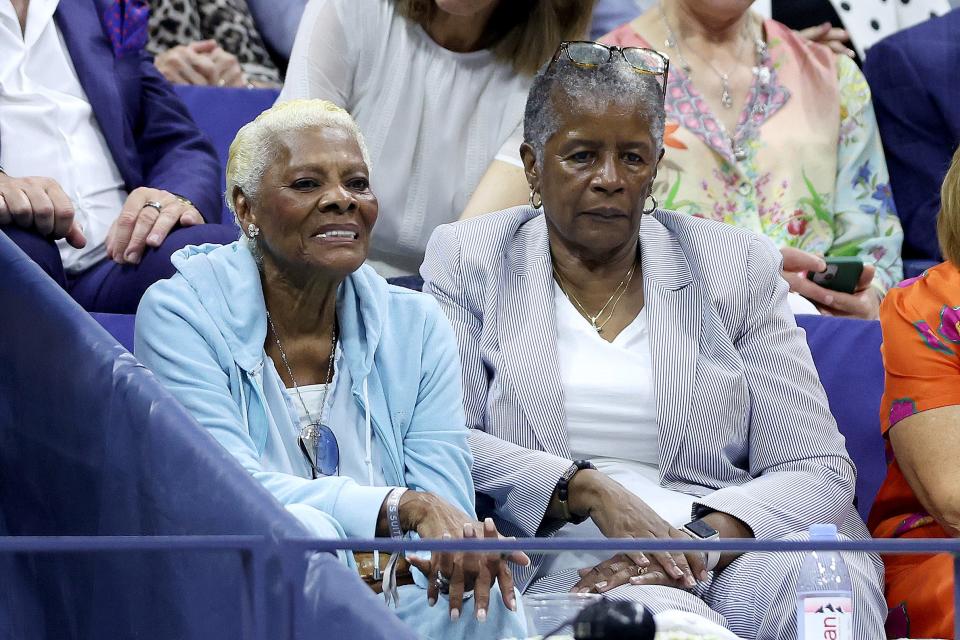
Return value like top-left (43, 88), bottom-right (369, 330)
top-left (385, 487), bottom-right (407, 539)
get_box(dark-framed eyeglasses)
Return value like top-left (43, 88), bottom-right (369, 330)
top-left (299, 422), bottom-right (340, 478)
top-left (550, 41), bottom-right (670, 98)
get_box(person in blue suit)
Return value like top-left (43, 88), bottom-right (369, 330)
top-left (864, 9), bottom-right (960, 268)
top-left (0, 0), bottom-right (236, 313)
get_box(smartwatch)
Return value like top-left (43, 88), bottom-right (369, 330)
top-left (682, 518), bottom-right (721, 572)
top-left (555, 460), bottom-right (596, 524)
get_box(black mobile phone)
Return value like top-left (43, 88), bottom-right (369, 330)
top-left (806, 257), bottom-right (864, 294)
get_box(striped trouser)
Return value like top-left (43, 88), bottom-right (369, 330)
top-left (526, 533), bottom-right (886, 640)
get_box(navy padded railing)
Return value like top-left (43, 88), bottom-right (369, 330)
top-left (5, 535), bottom-right (953, 639)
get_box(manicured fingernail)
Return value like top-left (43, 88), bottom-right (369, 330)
top-left (824, 295), bottom-right (834, 305)
top-left (595, 581), bottom-right (608, 592)
top-left (671, 567), bottom-right (684, 578)
top-left (476, 608), bottom-right (487, 623)
top-left (450, 608), bottom-right (460, 621)
top-left (700, 570), bottom-right (709, 581)
top-left (684, 576), bottom-right (697, 588)
top-left (629, 576), bottom-right (643, 585)
top-left (509, 598), bottom-right (517, 612)
top-left (147, 234), bottom-right (160, 246)
top-left (125, 251), bottom-right (140, 264)
top-left (428, 597), bottom-right (436, 607)
top-left (463, 523), bottom-right (474, 536)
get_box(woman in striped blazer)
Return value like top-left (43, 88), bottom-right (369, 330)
top-left (421, 41), bottom-right (886, 639)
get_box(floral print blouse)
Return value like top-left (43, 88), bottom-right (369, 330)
top-left (604, 18), bottom-right (904, 292)
top-left (869, 262), bottom-right (960, 540)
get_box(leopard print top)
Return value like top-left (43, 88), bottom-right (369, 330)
top-left (148, 0), bottom-right (280, 85)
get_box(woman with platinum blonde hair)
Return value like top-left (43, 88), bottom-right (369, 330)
top-left (135, 99), bottom-right (528, 639)
top-left (422, 43), bottom-right (887, 638)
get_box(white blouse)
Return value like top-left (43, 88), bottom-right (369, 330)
top-left (280, 0), bottom-right (530, 277)
top-left (539, 283), bottom-right (696, 578)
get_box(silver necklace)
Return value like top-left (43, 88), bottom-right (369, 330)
top-left (266, 310), bottom-right (337, 439)
top-left (658, 2), bottom-right (771, 162)
top-left (659, 2), bottom-right (760, 110)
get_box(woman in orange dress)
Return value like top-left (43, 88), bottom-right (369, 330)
top-left (868, 146), bottom-right (960, 639)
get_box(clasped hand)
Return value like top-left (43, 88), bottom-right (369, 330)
top-left (155, 40), bottom-right (247, 87)
top-left (566, 471), bottom-right (704, 595)
top-left (400, 492), bottom-right (529, 622)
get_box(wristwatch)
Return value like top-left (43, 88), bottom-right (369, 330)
top-left (555, 460), bottom-right (596, 524)
top-left (682, 518), bottom-right (721, 572)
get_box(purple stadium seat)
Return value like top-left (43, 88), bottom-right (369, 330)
top-left (796, 315), bottom-right (887, 521)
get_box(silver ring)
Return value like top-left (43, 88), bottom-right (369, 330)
top-left (434, 571), bottom-right (450, 594)
top-left (142, 200), bottom-right (163, 214)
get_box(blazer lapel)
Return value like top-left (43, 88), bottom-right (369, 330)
top-left (496, 213), bottom-right (570, 458)
top-left (54, 0), bottom-right (132, 184)
top-left (641, 212), bottom-right (703, 478)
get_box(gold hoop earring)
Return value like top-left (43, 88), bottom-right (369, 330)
top-left (642, 195), bottom-right (658, 215)
top-left (529, 189), bottom-right (543, 210)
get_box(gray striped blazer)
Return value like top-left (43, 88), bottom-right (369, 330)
top-left (421, 205), bottom-right (871, 589)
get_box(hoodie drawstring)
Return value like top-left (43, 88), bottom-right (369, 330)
top-left (363, 379), bottom-right (401, 606)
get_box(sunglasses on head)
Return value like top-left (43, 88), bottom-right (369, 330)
top-left (299, 422), bottom-right (340, 478)
top-left (550, 41), bottom-right (670, 98)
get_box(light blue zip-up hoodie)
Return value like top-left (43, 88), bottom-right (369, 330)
top-left (134, 241), bottom-right (476, 540)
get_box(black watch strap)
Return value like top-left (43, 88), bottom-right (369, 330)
top-left (556, 459), bottom-right (596, 524)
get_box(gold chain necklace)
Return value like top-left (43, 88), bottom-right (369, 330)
top-left (554, 261), bottom-right (637, 334)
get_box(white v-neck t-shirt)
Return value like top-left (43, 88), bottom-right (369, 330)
top-left (540, 283), bottom-right (695, 578)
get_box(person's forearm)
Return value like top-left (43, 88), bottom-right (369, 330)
top-left (549, 468), bottom-right (605, 521)
top-left (701, 511), bottom-right (754, 571)
top-left (377, 489), bottom-right (422, 537)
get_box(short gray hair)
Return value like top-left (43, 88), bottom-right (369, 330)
top-left (523, 55), bottom-right (666, 163)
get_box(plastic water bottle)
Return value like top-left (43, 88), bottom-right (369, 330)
top-left (796, 524), bottom-right (853, 639)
